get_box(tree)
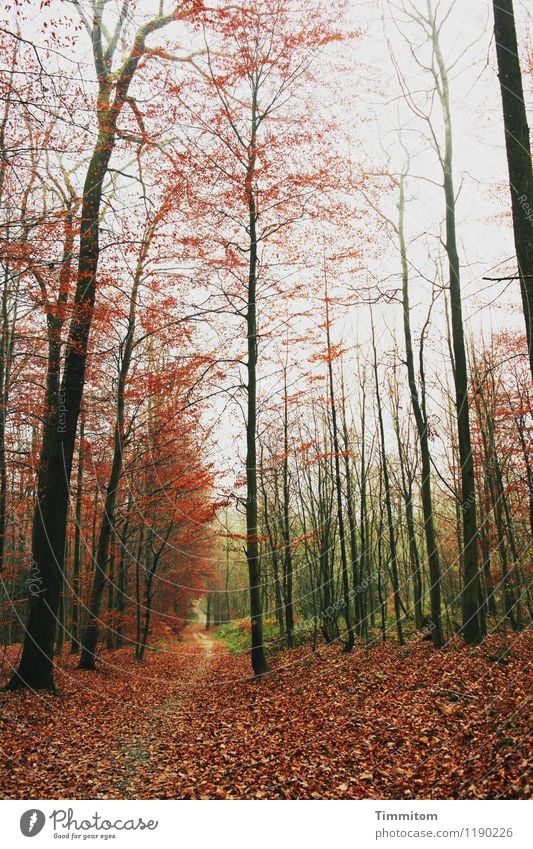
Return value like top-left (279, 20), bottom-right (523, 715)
top-left (185, 0), bottom-right (346, 675)
top-left (390, 0), bottom-right (484, 644)
top-left (492, 0), bottom-right (533, 379)
top-left (395, 169), bottom-right (444, 645)
top-left (78, 218), bottom-right (151, 669)
top-left (360, 162), bottom-right (444, 645)
top-left (323, 271), bottom-right (354, 651)
top-left (371, 315), bottom-right (404, 646)
top-left (427, 5), bottom-right (482, 644)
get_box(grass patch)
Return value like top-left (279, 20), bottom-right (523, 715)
top-left (212, 617), bottom-right (314, 653)
top-left (212, 618), bottom-right (285, 653)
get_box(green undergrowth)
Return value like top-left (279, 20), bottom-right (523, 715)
top-left (212, 615), bottom-right (444, 655)
top-left (212, 618), bottom-right (308, 654)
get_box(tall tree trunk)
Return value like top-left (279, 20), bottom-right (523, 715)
top-left (341, 388), bottom-right (360, 637)
top-left (395, 428), bottom-right (424, 630)
top-left (357, 372), bottom-right (369, 639)
top-left (7, 199), bottom-right (92, 688)
top-left (492, 0), bottom-right (533, 378)
top-left (376, 471), bottom-right (387, 642)
top-left (397, 173), bottom-right (443, 645)
top-left (260, 464), bottom-right (285, 640)
top-left (429, 6), bottom-right (482, 643)
top-left (138, 569), bottom-right (155, 662)
top-left (135, 530), bottom-right (145, 659)
top-left (244, 91), bottom-right (268, 677)
top-left (480, 466), bottom-right (497, 617)
top-left (115, 498), bottom-right (132, 649)
top-left (0, 72), bottom-right (21, 575)
top-left (0, 264), bottom-right (15, 574)
top-left (105, 546), bottom-right (115, 650)
top-left (137, 525), bottom-right (172, 661)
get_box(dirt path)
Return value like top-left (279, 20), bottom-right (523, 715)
top-left (191, 598), bottom-right (207, 628)
top-left (112, 612), bottom-right (215, 798)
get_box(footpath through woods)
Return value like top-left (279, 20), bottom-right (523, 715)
top-left (0, 618), bottom-right (531, 799)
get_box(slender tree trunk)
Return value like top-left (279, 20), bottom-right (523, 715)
top-left (78, 243), bottom-right (145, 668)
top-left (78, 429), bottom-right (125, 668)
top-left (372, 319), bottom-right (404, 646)
top-left (260, 469), bottom-right (285, 640)
top-left (376, 474), bottom-right (387, 643)
top-left (400, 465), bottom-right (424, 630)
top-left (133, 528), bottom-right (144, 659)
top-left (324, 278), bottom-right (354, 652)
top-left (282, 370), bottom-right (295, 647)
top-left (357, 377), bottom-right (369, 639)
top-left (70, 415), bottom-right (84, 653)
top-left (480, 468), bottom-right (497, 617)
top-left (137, 526), bottom-right (172, 661)
top-left (0, 264), bottom-right (14, 574)
top-left (115, 501), bottom-right (131, 649)
top-left (340, 384), bottom-right (361, 636)
top-left (396, 174), bottom-right (443, 645)
top-left (430, 9), bottom-right (482, 643)
top-left (244, 97), bottom-right (268, 677)
top-left (138, 571), bottom-right (155, 662)
top-left (0, 76), bottom-right (21, 575)
top-left (105, 546), bottom-right (115, 650)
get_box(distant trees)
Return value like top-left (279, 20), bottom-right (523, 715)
top-left (360, 163), bottom-right (445, 646)
top-left (216, 325), bottom-right (531, 656)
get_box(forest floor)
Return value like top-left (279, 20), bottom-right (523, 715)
top-left (0, 621), bottom-right (531, 799)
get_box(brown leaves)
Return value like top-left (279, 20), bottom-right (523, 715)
top-left (0, 628), bottom-right (531, 799)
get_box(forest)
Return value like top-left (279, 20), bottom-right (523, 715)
top-left (0, 0), bottom-right (531, 802)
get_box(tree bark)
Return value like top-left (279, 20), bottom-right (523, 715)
top-left (397, 173), bottom-right (443, 645)
top-left (492, 0), bottom-right (533, 378)
top-left (244, 85), bottom-right (268, 677)
top-left (70, 414), bottom-right (84, 654)
top-left (372, 318), bottom-right (404, 646)
top-left (78, 235), bottom-right (145, 669)
top-left (429, 6), bottom-right (482, 643)
top-left (324, 278), bottom-right (354, 652)
top-left (282, 370), bottom-right (295, 647)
